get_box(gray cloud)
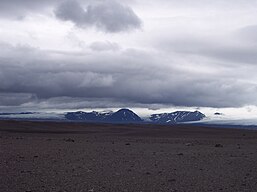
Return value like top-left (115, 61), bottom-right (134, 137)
top-left (0, 0), bottom-right (142, 34)
top-left (55, 0), bottom-right (142, 32)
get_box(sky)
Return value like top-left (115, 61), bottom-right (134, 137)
top-left (1, 0), bottom-right (257, 118)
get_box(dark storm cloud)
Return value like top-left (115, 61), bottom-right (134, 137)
top-left (55, 0), bottom-right (142, 32)
top-left (0, 43), bottom-right (257, 109)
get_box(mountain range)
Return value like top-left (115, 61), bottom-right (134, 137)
top-left (65, 109), bottom-right (205, 124)
top-left (65, 109), bottom-right (143, 123)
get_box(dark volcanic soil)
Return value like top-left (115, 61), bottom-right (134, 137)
top-left (1, 120), bottom-right (257, 192)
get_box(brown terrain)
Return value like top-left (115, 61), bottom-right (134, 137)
top-left (1, 120), bottom-right (257, 192)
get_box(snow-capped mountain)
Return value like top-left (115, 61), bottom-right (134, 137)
top-left (149, 111), bottom-right (206, 124)
top-left (65, 109), bottom-right (205, 124)
top-left (65, 109), bottom-right (142, 123)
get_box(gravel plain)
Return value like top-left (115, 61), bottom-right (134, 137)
top-left (1, 120), bottom-right (257, 192)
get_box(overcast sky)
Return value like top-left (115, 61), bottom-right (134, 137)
top-left (1, 0), bottom-right (257, 117)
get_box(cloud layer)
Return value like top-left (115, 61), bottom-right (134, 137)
top-left (0, 0), bottom-right (257, 112)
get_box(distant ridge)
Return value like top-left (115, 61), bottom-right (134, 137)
top-left (214, 112), bottom-right (223, 116)
top-left (0, 112), bottom-right (36, 115)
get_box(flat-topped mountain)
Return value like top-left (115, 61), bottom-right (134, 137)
top-left (150, 111), bottom-right (205, 124)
